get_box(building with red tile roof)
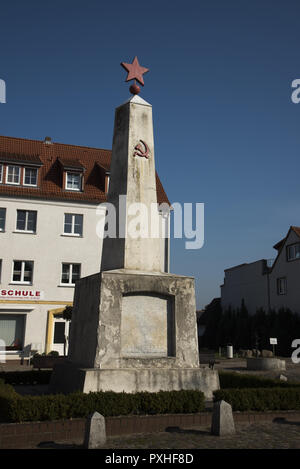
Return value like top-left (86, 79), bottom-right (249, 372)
top-left (0, 135), bottom-right (170, 361)
top-left (0, 135), bottom-right (170, 205)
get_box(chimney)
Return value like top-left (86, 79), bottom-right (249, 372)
top-left (44, 136), bottom-right (52, 145)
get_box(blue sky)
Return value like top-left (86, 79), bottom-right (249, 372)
top-left (0, 0), bottom-right (300, 308)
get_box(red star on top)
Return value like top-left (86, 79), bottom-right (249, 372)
top-left (121, 56), bottom-right (149, 86)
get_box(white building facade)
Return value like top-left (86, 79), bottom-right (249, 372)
top-left (0, 135), bottom-right (170, 361)
top-left (221, 226), bottom-right (300, 315)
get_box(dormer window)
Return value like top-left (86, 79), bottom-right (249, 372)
top-left (287, 243), bottom-right (300, 261)
top-left (0, 153), bottom-right (42, 188)
top-left (6, 165), bottom-right (21, 185)
top-left (96, 162), bottom-right (110, 194)
top-left (58, 158), bottom-right (85, 192)
top-left (23, 167), bottom-right (38, 187)
top-left (66, 172), bottom-right (82, 191)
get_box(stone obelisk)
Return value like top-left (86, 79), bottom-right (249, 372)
top-left (50, 57), bottom-right (219, 399)
top-left (101, 93), bottom-right (161, 273)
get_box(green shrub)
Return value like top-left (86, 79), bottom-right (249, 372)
top-left (0, 379), bottom-right (16, 395)
top-left (0, 379), bottom-right (18, 422)
top-left (0, 370), bottom-right (52, 385)
top-left (0, 389), bottom-right (205, 423)
top-left (213, 388), bottom-right (300, 411)
top-left (219, 371), bottom-right (300, 389)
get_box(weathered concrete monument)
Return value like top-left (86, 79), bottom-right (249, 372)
top-left (50, 57), bottom-right (219, 398)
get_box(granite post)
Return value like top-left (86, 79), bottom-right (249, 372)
top-left (211, 400), bottom-right (236, 436)
top-left (84, 412), bottom-right (106, 449)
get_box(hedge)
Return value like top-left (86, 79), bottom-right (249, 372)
top-left (219, 371), bottom-right (300, 389)
top-left (214, 388), bottom-right (300, 411)
top-left (0, 388), bottom-right (205, 423)
top-left (0, 370), bottom-right (52, 385)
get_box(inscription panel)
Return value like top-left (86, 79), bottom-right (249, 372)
top-left (121, 293), bottom-right (174, 357)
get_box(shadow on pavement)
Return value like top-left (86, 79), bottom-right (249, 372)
top-left (273, 418), bottom-right (300, 427)
top-left (37, 441), bottom-right (83, 449)
top-left (165, 426), bottom-right (210, 436)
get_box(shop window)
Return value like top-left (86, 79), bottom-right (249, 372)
top-left (0, 314), bottom-right (25, 350)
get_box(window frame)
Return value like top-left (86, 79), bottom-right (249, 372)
top-left (286, 243), bottom-right (300, 262)
top-left (11, 260), bottom-right (34, 285)
top-left (23, 167), bottom-right (38, 187)
top-left (63, 213), bottom-right (83, 237)
top-left (0, 164), bottom-right (3, 183)
top-left (6, 165), bottom-right (21, 185)
top-left (15, 210), bottom-right (37, 233)
top-left (0, 208), bottom-right (6, 232)
top-left (65, 172), bottom-right (82, 192)
top-left (60, 263), bottom-right (81, 286)
top-left (277, 277), bottom-right (287, 296)
top-left (0, 314), bottom-right (25, 351)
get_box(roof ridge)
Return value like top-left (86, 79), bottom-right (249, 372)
top-left (0, 135), bottom-right (111, 153)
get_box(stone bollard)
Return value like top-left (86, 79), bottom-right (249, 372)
top-left (211, 400), bottom-right (235, 436)
top-left (279, 374), bottom-right (288, 382)
top-left (84, 411), bottom-right (106, 449)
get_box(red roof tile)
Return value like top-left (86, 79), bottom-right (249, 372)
top-left (273, 226), bottom-right (300, 250)
top-left (0, 151), bottom-right (43, 166)
top-left (0, 135), bottom-right (170, 206)
top-left (58, 158), bottom-right (86, 171)
top-left (291, 226), bottom-right (300, 238)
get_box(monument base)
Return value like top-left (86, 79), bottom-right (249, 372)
top-left (50, 269), bottom-right (219, 399)
top-left (49, 362), bottom-right (219, 399)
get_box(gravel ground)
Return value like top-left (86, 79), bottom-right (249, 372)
top-left (100, 420), bottom-right (300, 449)
top-left (35, 419), bottom-right (300, 450)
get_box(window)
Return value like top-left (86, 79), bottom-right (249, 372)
top-left (66, 172), bottom-right (82, 191)
top-left (23, 168), bottom-right (38, 186)
top-left (64, 214), bottom-right (83, 236)
top-left (277, 277), bottom-right (287, 295)
top-left (12, 260), bottom-right (33, 284)
top-left (0, 314), bottom-right (25, 350)
top-left (6, 165), bottom-right (21, 184)
top-left (287, 243), bottom-right (300, 261)
top-left (0, 165), bottom-right (2, 183)
top-left (61, 263), bottom-right (81, 285)
top-left (53, 322), bottom-right (66, 344)
top-left (16, 210), bottom-right (37, 233)
top-left (0, 208), bottom-right (6, 231)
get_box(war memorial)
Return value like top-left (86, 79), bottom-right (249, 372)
top-left (50, 57), bottom-right (219, 399)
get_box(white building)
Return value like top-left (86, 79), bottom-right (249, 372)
top-left (221, 226), bottom-right (300, 315)
top-left (0, 135), bottom-right (170, 361)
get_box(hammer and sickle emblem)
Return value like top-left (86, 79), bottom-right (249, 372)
top-left (133, 140), bottom-right (150, 159)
